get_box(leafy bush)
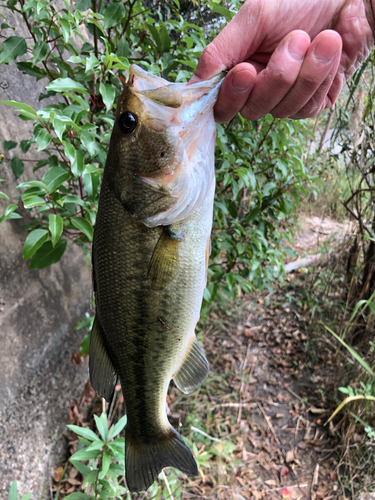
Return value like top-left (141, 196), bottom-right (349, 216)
top-left (0, 0), bottom-right (314, 298)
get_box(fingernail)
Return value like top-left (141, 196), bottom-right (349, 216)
top-left (232, 70), bottom-right (252, 92)
top-left (287, 36), bottom-right (308, 62)
top-left (312, 36), bottom-right (338, 64)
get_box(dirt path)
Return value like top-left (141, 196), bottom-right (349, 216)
top-left (191, 285), bottom-right (340, 499)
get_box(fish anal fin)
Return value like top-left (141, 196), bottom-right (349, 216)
top-left (173, 336), bottom-right (209, 394)
top-left (89, 316), bottom-right (118, 403)
top-left (125, 426), bottom-right (197, 492)
top-left (148, 226), bottom-right (184, 291)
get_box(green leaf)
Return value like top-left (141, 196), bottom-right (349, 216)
top-left (82, 470), bottom-right (98, 487)
top-left (67, 425), bottom-right (102, 442)
top-left (159, 26), bottom-right (171, 53)
top-left (62, 195), bottom-right (86, 207)
top-left (209, 3), bottom-right (234, 21)
top-left (62, 493), bottom-right (95, 500)
top-left (23, 195), bottom-right (46, 208)
top-left (46, 78), bottom-right (89, 95)
top-left (49, 214), bottom-right (63, 247)
top-left (35, 128), bottom-right (53, 151)
top-left (29, 239), bottom-right (67, 269)
top-left (69, 447), bottom-right (101, 461)
top-left (75, 0), bottom-right (91, 11)
top-left (324, 324), bottom-right (374, 376)
top-left (20, 139), bottom-right (31, 153)
top-left (59, 18), bottom-right (71, 43)
top-left (17, 61), bottom-right (46, 80)
top-left (99, 82), bottom-right (115, 110)
top-left (80, 331), bottom-right (90, 356)
top-left (42, 167), bottom-right (70, 193)
top-left (327, 395), bottom-right (375, 423)
top-left (17, 179), bottom-right (48, 191)
top-left (71, 217), bottom-right (93, 241)
top-left (108, 414), bottom-right (127, 440)
top-left (64, 141), bottom-right (76, 165)
top-left (94, 413), bottom-right (108, 441)
top-left (23, 229), bottom-right (49, 260)
top-left (0, 203), bottom-right (21, 223)
top-left (8, 481), bottom-right (17, 500)
top-left (3, 140), bottom-right (17, 151)
top-left (69, 460), bottom-right (91, 477)
top-left (146, 24), bottom-right (162, 53)
top-left (99, 451), bottom-right (110, 479)
top-left (36, 0), bottom-right (47, 14)
top-left (20, 494), bottom-right (32, 500)
top-left (0, 36), bottom-right (27, 64)
top-left (117, 37), bottom-right (131, 58)
top-left (103, 2), bottom-right (125, 29)
top-left (11, 157), bottom-right (24, 179)
top-left (0, 100), bottom-right (37, 118)
top-left (33, 41), bottom-right (48, 65)
top-left (85, 53), bottom-right (99, 72)
top-left (72, 148), bottom-right (85, 177)
top-left (54, 118), bottom-right (66, 141)
top-left (0, 191), bottom-right (9, 200)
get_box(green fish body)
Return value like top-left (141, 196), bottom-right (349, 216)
top-left (90, 65), bottom-right (222, 492)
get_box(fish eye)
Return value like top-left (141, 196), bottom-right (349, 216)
top-left (119, 112), bottom-right (138, 134)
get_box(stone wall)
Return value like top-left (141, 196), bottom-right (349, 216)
top-left (0, 8), bottom-right (92, 498)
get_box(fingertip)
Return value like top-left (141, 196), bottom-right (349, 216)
top-left (214, 64), bottom-right (257, 123)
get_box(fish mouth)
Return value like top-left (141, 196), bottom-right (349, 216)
top-left (123, 65), bottom-right (224, 227)
top-left (128, 64), bottom-right (225, 114)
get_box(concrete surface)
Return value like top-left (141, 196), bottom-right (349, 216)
top-left (0, 6), bottom-right (92, 498)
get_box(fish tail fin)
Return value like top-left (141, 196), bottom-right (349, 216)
top-left (125, 425), bottom-right (198, 492)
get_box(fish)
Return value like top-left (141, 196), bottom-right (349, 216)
top-left (90, 64), bottom-right (223, 493)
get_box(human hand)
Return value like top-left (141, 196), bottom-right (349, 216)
top-left (190, 0), bottom-right (375, 122)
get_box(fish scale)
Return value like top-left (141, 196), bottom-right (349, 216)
top-left (89, 64), bottom-right (223, 492)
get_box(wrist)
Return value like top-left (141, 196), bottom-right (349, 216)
top-left (365, 0), bottom-right (375, 40)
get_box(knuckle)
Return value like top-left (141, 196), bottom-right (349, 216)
top-left (271, 68), bottom-right (296, 90)
top-left (200, 43), bottom-right (221, 66)
top-left (299, 73), bottom-right (322, 93)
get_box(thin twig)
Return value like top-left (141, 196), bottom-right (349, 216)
top-left (191, 426), bottom-right (221, 443)
top-left (161, 470), bottom-right (174, 500)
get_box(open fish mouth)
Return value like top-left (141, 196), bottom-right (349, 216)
top-left (125, 64), bottom-right (225, 227)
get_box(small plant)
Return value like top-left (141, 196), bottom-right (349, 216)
top-left (7, 481), bottom-right (31, 500)
top-left (62, 412), bottom-right (127, 499)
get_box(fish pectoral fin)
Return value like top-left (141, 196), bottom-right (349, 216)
top-left (173, 336), bottom-right (209, 394)
top-left (148, 226), bottom-right (183, 291)
top-left (125, 426), bottom-right (197, 493)
top-left (89, 316), bottom-right (118, 403)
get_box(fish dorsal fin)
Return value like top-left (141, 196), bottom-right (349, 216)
top-left (148, 226), bottom-right (184, 291)
top-left (89, 316), bottom-right (118, 403)
top-left (173, 336), bottom-right (209, 394)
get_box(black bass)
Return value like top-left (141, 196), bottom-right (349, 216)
top-left (90, 64), bottom-right (223, 492)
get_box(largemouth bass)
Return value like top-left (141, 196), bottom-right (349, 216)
top-left (90, 65), bottom-right (223, 492)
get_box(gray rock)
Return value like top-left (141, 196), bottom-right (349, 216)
top-left (0, 6), bottom-right (92, 498)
